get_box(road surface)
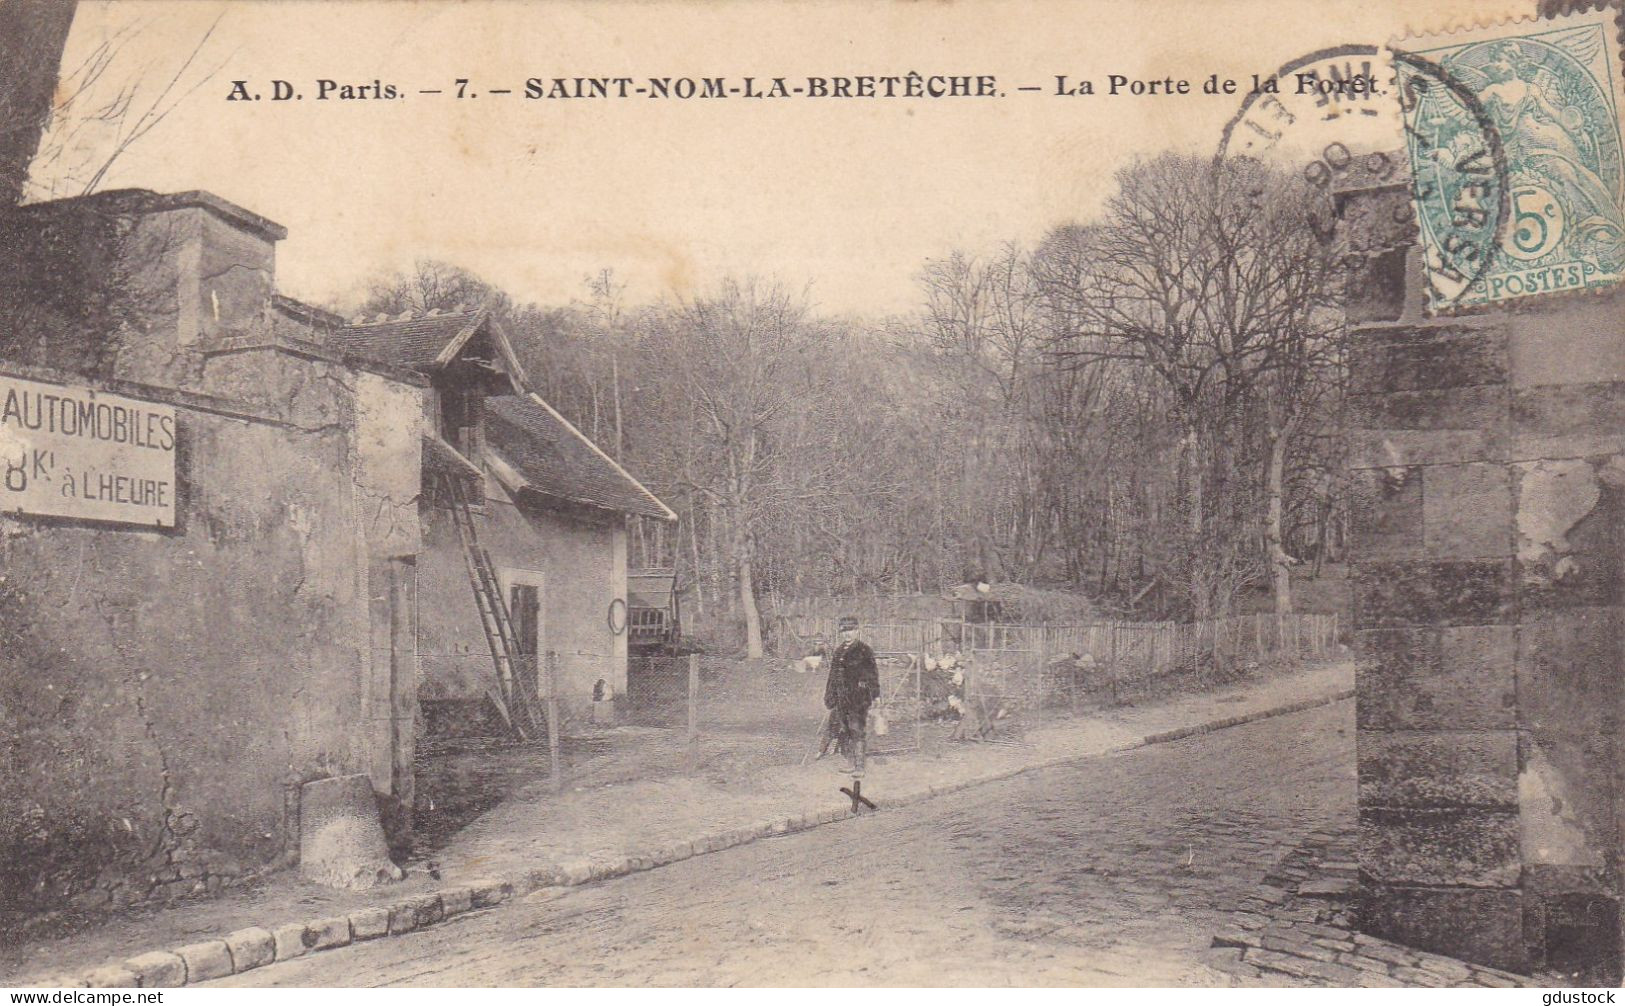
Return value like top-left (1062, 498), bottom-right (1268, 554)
top-left (215, 699), bottom-right (1356, 987)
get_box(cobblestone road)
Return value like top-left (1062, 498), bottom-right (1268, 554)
top-left (214, 700), bottom-right (1356, 987)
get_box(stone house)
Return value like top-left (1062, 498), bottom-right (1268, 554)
top-left (0, 187), bottom-right (670, 930)
top-left (320, 307), bottom-right (677, 734)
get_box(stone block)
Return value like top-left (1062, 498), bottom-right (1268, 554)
top-left (1509, 299), bottom-right (1625, 388)
top-left (1519, 737), bottom-right (1616, 869)
top-left (271, 921), bottom-right (312, 961)
top-left (1353, 560), bottom-right (1512, 628)
top-left (306, 916), bottom-right (350, 950)
top-left (441, 885), bottom-right (473, 917)
top-left (349, 906), bottom-right (390, 940)
top-left (1349, 429), bottom-right (1494, 469)
top-left (1524, 867), bottom-right (1621, 980)
top-left (1349, 467), bottom-right (1423, 557)
top-left (1332, 152), bottom-right (1410, 194)
top-left (1299, 879), bottom-right (1357, 899)
top-left (173, 940), bottom-right (232, 983)
top-left (1246, 947), bottom-right (1364, 985)
top-left (81, 965), bottom-right (138, 988)
top-left (560, 858), bottom-right (593, 885)
top-left (1516, 608), bottom-right (1622, 737)
top-left (1514, 460), bottom-right (1621, 612)
top-left (1359, 808), bottom-right (1520, 887)
top-left (1346, 247), bottom-right (1410, 324)
top-left (1511, 383), bottom-right (1625, 460)
top-left (387, 900), bottom-right (419, 935)
top-left (1351, 326), bottom-right (1506, 394)
top-left (122, 951), bottom-right (186, 988)
top-left (1356, 626), bottom-right (1515, 731)
top-left (469, 877), bottom-right (511, 908)
top-left (411, 894), bottom-right (444, 928)
top-left (1359, 884), bottom-right (1525, 973)
top-left (1412, 954), bottom-right (1474, 981)
top-left (1350, 385), bottom-right (1507, 433)
top-left (1340, 187), bottom-right (1418, 255)
top-left (1357, 730), bottom-right (1518, 809)
top-left (298, 774), bottom-right (403, 891)
top-left (1349, 938), bottom-right (1420, 966)
top-left (1422, 464), bottom-right (1510, 558)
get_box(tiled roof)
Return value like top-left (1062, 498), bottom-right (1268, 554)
top-left (485, 394), bottom-right (675, 521)
top-left (327, 311), bottom-right (485, 369)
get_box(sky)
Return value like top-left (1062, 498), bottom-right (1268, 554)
top-left (34, 0), bottom-right (1529, 318)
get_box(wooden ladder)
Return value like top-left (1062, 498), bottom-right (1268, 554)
top-left (438, 470), bottom-right (537, 740)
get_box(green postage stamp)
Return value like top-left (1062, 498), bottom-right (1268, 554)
top-left (1398, 6), bottom-right (1625, 310)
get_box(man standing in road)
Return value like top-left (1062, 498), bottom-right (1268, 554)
top-left (821, 616), bottom-right (880, 777)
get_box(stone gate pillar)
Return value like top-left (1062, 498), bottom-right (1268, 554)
top-left (1340, 161), bottom-right (1624, 981)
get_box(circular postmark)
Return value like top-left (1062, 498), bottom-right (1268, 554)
top-left (1214, 43), bottom-right (1511, 312)
top-left (1390, 47), bottom-right (1513, 309)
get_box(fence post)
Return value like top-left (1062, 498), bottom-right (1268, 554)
top-left (1069, 625), bottom-right (1081, 715)
top-left (915, 638), bottom-right (924, 753)
top-left (1108, 622), bottom-right (1120, 705)
top-left (686, 653), bottom-right (699, 773)
top-left (546, 650), bottom-right (562, 794)
top-left (1036, 625), bottom-right (1049, 713)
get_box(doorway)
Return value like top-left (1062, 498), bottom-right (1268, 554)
top-left (501, 568), bottom-right (545, 713)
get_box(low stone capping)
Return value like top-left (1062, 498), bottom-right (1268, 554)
top-left (348, 907), bottom-right (391, 941)
top-left (440, 886), bottom-right (474, 918)
top-left (409, 894), bottom-right (444, 929)
top-left (223, 927), bottom-right (275, 972)
top-left (306, 917), bottom-right (351, 952)
top-left (172, 941), bottom-right (232, 983)
top-left (1144, 689), bottom-right (1356, 745)
top-left (386, 899), bottom-right (422, 936)
top-left (270, 921), bottom-right (312, 962)
top-left (121, 951), bottom-right (186, 988)
top-left (79, 965), bottom-right (139, 988)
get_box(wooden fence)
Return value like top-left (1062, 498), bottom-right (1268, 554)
top-left (773, 611), bottom-right (1340, 714)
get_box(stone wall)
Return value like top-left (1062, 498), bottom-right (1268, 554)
top-left (0, 356), bottom-right (423, 932)
top-left (0, 191), bottom-right (427, 932)
top-left (1342, 162), bottom-right (1624, 979)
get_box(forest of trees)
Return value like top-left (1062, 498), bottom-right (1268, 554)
top-left (351, 153), bottom-right (1352, 652)
top-left (0, 5), bottom-right (1352, 654)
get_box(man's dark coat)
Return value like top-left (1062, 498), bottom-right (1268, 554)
top-left (824, 637), bottom-right (880, 713)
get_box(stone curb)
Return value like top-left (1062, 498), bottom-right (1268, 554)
top-left (33, 683), bottom-right (1353, 989)
top-left (1141, 688), bottom-right (1356, 745)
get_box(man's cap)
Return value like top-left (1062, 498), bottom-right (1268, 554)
top-left (838, 616), bottom-right (859, 631)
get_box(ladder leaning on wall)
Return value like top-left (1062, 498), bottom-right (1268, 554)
top-left (436, 470), bottom-right (538, 740)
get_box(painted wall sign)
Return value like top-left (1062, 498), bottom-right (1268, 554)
top-left (0, 374), bottom-right (177, 527)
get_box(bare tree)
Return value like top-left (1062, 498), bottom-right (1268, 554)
top-left (358, 259), bottom-right (503, 318)
top-left (1038, 154), bottom-right (1342, 617)
top-left (10, 4), bottom-right (228, 202)
top-left (641, 280), bottom-right (837, 658)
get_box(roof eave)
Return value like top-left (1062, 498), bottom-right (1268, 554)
top-left (523, 392), bottom-right (678, 522)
